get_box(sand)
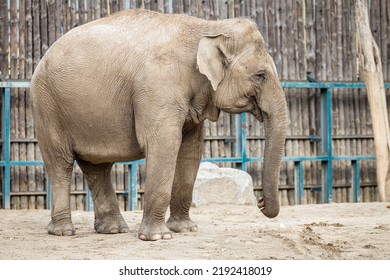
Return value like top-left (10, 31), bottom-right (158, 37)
top-left (0, 202), bottom-right (389, 260)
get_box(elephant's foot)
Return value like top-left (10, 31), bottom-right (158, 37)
top-left (138, 220), bottom-right (172, 241)
top-left (166, 217), bottom-right (198, 233)
top-left (94, 213), bottom-right (129, 234)
top-left (47, 219), bottom-right (75, 236)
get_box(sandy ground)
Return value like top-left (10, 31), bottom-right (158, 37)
top-left (0, 202), bottom-right (389, 260)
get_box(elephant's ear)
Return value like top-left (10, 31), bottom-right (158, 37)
top-left (197, 34), bottom-right (230, 91)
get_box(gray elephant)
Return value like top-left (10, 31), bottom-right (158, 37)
top-left (30, 9), bottom-right (288, 241)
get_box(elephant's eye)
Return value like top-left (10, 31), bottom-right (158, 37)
top-left (251, 72), bottom-right (266, 84)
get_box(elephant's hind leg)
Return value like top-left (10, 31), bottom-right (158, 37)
top-left (77, 160), bottom-right (129, 234)
top-left (43, 150), bottom-right (75, 236)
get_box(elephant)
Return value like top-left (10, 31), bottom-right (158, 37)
top-left (30, 9), bottom-right (288, 241)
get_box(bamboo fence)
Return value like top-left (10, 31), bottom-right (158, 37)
top-left (1, 0), bottom-right (389, 209)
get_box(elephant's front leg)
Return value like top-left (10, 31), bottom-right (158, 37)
top-left (138, 127), bottom-right (182, 241)
top-left (166, 124), bottom-right (203, 233)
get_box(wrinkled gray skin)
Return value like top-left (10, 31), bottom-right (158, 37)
top-left (31, 10), bottom-right (288, 241)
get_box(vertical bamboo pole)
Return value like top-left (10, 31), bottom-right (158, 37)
top-left (339, 3), bottom-right (355, 201)
top-left (280, 0), bottom-right (288, 80)
top-left (70, 0), bottom-right (77, 27)
top-left (48, 1), bottom-right (56, 45)
top-left (0, 0), bottom-right (8, 81)
top-left (55, 0), bottom-right (62, 39)
top-left (41, 0), bottom-right (48, 55)
top-left (100, 0), bottom-right (107, 17)
top-left (93, 0), bottom-right (100, 19)
top-left (87, 0), bottom-right (93, 21)
top-left (19, 1), bottom-right (26, 159)
top-left (25, 0), bottom-right (38, 209)
top-left (19, 1), bottom-right (27, 208)
top-left (63, 0), bottom-right (69, 32)
top-left (78, 0), bottom-right (85, 25)
top-left (157, 0), bottom-right (164, 13)
top-left (386, 1), bottom-right (390, 79)
top-left (36, 1), bottom-right (45, 208)
top-left (378, 1), bottom-right (390, 81)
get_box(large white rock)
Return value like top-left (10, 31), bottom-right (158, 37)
top-left (192, 162), bottom-right (257, 207)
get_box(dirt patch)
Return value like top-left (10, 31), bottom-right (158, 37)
top-left (0, 202), bottom-right (389, 260)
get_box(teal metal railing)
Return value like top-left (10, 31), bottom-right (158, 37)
top-left (1, 81), bottom-right (387, 210)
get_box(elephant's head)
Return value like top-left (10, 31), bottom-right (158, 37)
top-left (197, 19), bottom-right (288, 218)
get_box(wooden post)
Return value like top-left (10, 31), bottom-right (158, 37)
top-left (354, 0), bottom-right (390, 202)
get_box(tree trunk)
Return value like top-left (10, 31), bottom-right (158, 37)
top-left (354, 0), bottom-right (390, 202)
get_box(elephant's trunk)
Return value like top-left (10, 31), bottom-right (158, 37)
top-left (257, 85), bottom-right (288, 218)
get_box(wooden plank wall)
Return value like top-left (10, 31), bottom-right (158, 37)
top-left (1, 0), bottom-right (389, 210)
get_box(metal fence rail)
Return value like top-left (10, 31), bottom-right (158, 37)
top-left (1, 81), bottom-right (386, 210)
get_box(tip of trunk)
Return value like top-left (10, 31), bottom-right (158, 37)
top-left (258, 197), bottom-right (280, 218)
top-left (261, 207), bottom-right (279, 219)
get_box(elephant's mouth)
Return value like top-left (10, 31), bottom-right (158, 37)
top-left (218, 96), bottom-right (264, 122)
top-left (249, 96), bottom-right (264, 122)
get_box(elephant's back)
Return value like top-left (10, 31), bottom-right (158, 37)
top-left (35, 9), bottom-right (203, 84)
top-left (31, 9), bottom-right (207, 109)
top-left (31, 20), bottom-right (137, 102)
top-left (51, 9), bottom-right (204, 50)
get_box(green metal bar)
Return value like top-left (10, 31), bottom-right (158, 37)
top-left (127, 166), bottom-right (131, 211)
top-left (282, 156), bottom-right (328, 162)
top-left (117, 159), bottom-right (145, 165)
top-left (2, 88), bottom-right (11, 209)
top-left (294, 161), bottom-right (304, 204)
top-left (86, 188), bottom-right (94, 211)
top-left (234, 114), bottom-right (243, 169)
top-left (320, 87), bottom-right (333, 203)
top-left (281, 81), bottom-right (390, 89)
top-left (168, 0), bottom-right (173, 13)
top-left (282, 82), bottom-right (331, 89)
top-left (10, 161), bottom-right (44, 166)
top-left (120, 156), bottom-right (375, 165)
top-left (0, 81), bottom-right (31, 88)
top-left (326, 88), bottom-right (333, 202)
top-left (130, 163), bottom-right (138, 210)
top-left (84, 154), bottom-right (94, 210)
top-left (326, 88), bottom-right (333, 203)
top-left (241, 113), bottom-right (248, 172)
top-left (321, 161), bottom-right (329, 203)
top-left (320, 88), bottom-right (328, 202)
top-left (45, 175), bottom-right (52, 209)
top-left (333, 156), bottom-right (375, 161)
top-left (203, 157), bottom-right (246, 163)
top-left (320, 89), bottom-right (328, 154)
top-left (351, 160), bottom-right (361, 203)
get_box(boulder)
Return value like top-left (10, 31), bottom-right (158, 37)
top-left (192, 162), bottom-right (257, 207)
